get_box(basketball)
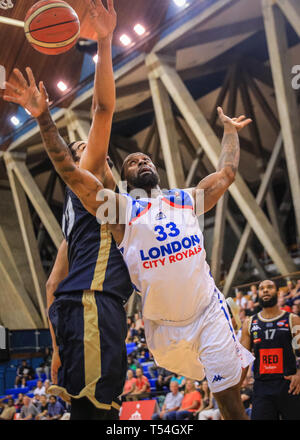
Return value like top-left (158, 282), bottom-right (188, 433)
top-left (24, 0), bottom-right (80, 55)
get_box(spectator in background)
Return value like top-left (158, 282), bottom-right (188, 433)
top-left (235, 291), bottom-right (248, 310)
top-left (198, 394), bottom-right (221, 420)
top-left (134, 312), bottom-right (144, 331)
top-left (165, 379), bottom-right (201, 420)
top-left (152, 381), bottom-right (183, 420)
top-left (35, 395), bottom-right (49, 420)
top-left (127, 354), bottom-right (141, 373)
top-left (18, 396), bottom-right (40, 420)
top-left (14, 393), bottom-right (24, 413)
top-left (0, 396), bottom-right (16, 420)
top-left (240, 376), bottom-right (253, 418)
top-left (196, 380), bottom-right (210, 414)
top-left (14, 360), bottom-right (35, 388)
top-left (33, 379), bottom-right (46, 396)
top-left (278, 296), bottom-right (292, 313)
top-left (36, 347), bottom-right (52, 381)
top-left (126, 368), bottom-right (151, 401)
top-left (154, 374), bottom-right (164, 393)
top-left (245, 300), bottom-right (260, 317)
top-left (46, 395), bottom-right (65, 420)
top-left (248, 284), bottom-right (259, 307)
top-left (170, 374), bottom-right (186, 392)
top-left (121, 370), bottom-right (137, 402)
top-left (32, 394), bottom-right (42, 411)
top-left (292, 301), bottom-right (300, 317)
top-left (44, 379), bottom-right (51, 397)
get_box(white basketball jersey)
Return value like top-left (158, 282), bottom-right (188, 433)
top-left (118, 189), bottom-right (215, 325)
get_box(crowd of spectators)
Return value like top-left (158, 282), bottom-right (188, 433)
top-left (1, 279), bottom-right (299, 420)
top-left (0, 346), bottom-right (70, 421)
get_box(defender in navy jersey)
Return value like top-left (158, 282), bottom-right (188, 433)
top-left (241, 280), bottom-right (300, 420)
top-left (48, 180), bottom-right (133, 416)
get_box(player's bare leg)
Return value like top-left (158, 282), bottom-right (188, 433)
top-left (213, 381), bottom-right (249, 420)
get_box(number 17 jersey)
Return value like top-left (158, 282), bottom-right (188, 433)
top-left (118, 189), bottom-right (215, 325)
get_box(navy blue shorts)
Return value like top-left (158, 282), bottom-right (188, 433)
top-left (48, 290), bottom-right (127, 411)
top-left (251, 379), bottom-right (300, 420)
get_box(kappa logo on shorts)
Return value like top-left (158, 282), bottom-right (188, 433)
top-left (212, 375), bottom-right (225, 383)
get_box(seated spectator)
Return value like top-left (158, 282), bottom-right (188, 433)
top-left (46, 395), bottom-right (65, 420)
top-left (32, 394), bottom-right (42, 411)
top-left (14, 360), bottom-right (35, 387)
top-left (35, 395), bottom-right (49, 420)
top-left (128, 322), bottom-right (138, 339)
top-left (134, 312), bottom-right (144, 331)
top-left (33, 379), bottom-right (46, 396)
top-left (198, 395), bottom-right (221, 420)
top-left (292, 301), bottom-right (300, 317)
top-left (234, 291), bottom-right (248, 310)
top-left (127, 354), bottom-right (141, 373)
top-left (240, 376), bottom-right (253, 418)
top-left (165, 379), bottom-right (201, 420)
top-left (14, 393), bottom-right (25, 413)
top-left (44, 379), bottom-right (51, 397)
top-left (18, 396), bottom-right (40, 420)
top-left (196, 380), bottom-right (210, 414)
top-left (126, 368), bottom-right (151, 401)
top-left (170, 374), bottom-right (186, 391)
top-left (278, 296), bottom-right (292, 313)
top-left (121, 370), bottom-right (137, 402)
top-left (36, 347), bottom-right (52, 380)
top-left (154, 375), bottom-right (166, 395)
top-left (248, 284), bottom-right (259, 306)
top-left (152, 381), bottom-right (183, 420)
top-left (245, 300), bottom-right (261, 316)
top-left (0, 395), bottom-right (16, 420)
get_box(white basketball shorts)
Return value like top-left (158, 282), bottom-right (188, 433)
top-left (144, 288), bottom-right (254, 393)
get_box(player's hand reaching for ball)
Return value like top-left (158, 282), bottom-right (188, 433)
top-left (3, 67), bottom-right (49, 119)
top-left (217, 106), bottom-right (252, 132)
top-left (87, 0), bottom-right (117, 40)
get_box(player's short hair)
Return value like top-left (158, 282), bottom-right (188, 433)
top-left (68, 141), bottom-right (85, 163)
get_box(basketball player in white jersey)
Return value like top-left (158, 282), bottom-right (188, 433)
top-left (4, 56), bottom-right (254, 416)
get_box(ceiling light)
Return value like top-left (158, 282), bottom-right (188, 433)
top-left (57, 81), bottom-right (67, 92)
top-left (173, 0), bottom-right (187, 6)
top-left (11, 116), bottom-right (20, 126)
top-left (120, 34), bottom-right (132, 46)
top-left (134, 24), bottom-right (146, 36)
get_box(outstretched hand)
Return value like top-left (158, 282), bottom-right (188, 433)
top-left (3, 67), bottom-right (49, 119)
top-left (86, 0), bottom-right (117, 40)
top-left (217, 106), bottom-right (252, 132)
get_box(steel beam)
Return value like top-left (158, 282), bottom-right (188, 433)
top-left (223, 133), bottom-right (284, 296)
top-left (262, 0), bottom-right (300, 239)
top-left (147, 57), bottom-right (185, 188)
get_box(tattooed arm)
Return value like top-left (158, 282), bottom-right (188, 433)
top-left (4, 67), bottom-right (110, 217)
top-left (191, 107), bottom-right (252, 215)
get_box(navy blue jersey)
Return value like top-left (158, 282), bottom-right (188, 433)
top-left (249, 311), bottom-right (297, 381)
top-left (56, 186), bottom-right (133, 303)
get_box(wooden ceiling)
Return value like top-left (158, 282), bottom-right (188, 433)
top-left (0, 0), bottom-right (171, 144)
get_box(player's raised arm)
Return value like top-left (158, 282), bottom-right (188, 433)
top-left (192, 107), bottom-right (252, 214)
top-left (79, 0), bottom-right (117, 182)
top-left (3, 68), bottom-right (109, 217)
